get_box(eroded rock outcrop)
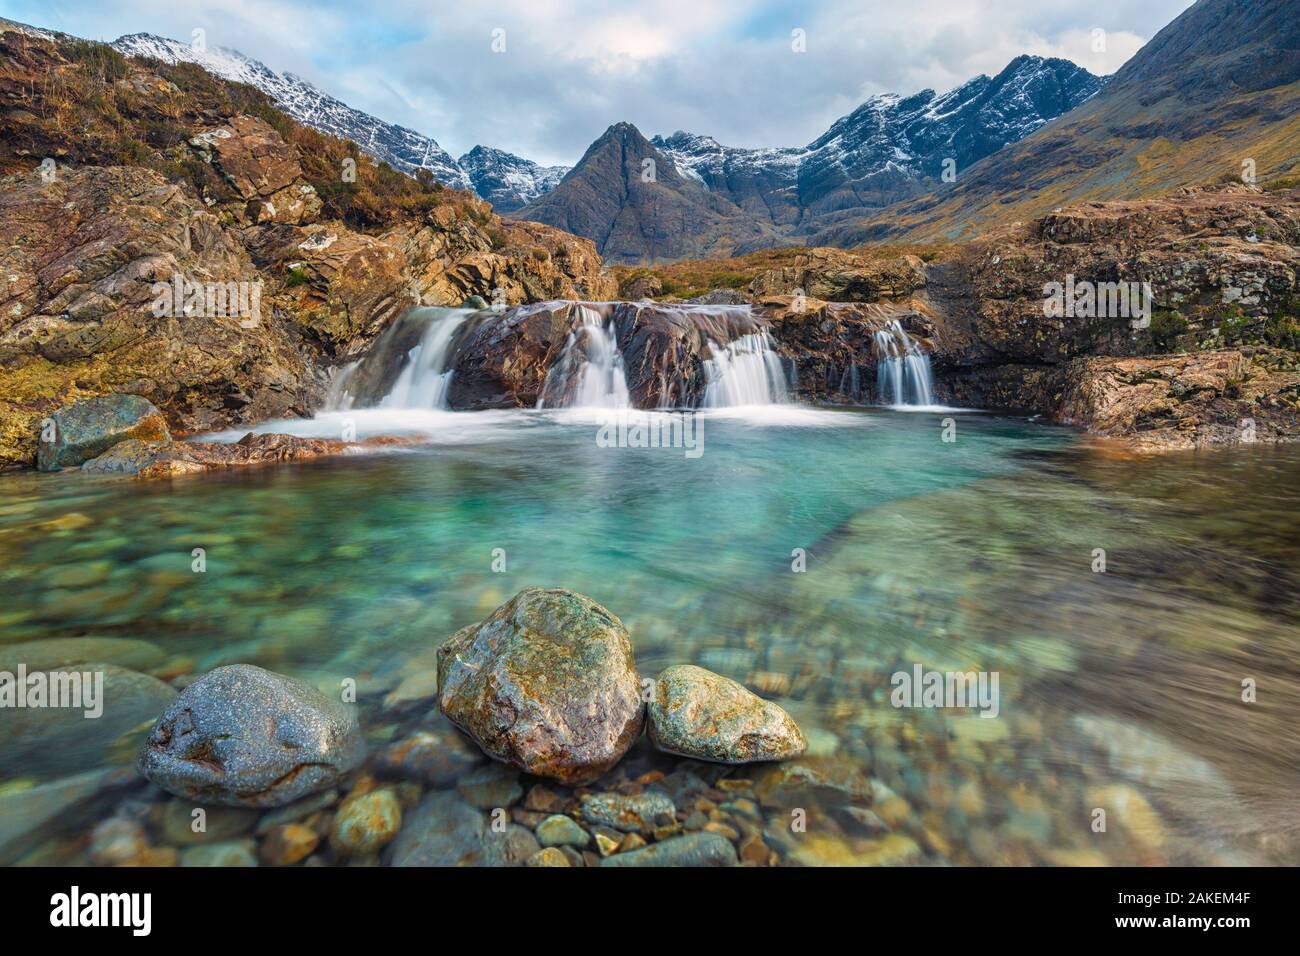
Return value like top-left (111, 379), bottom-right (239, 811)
top-left (0, 165), bottom-right (314, 468)
top-left (919, 185), bottom-right (1300, 449)
top-left (749, 248), bottom-right (926, 302)
top-left (0, 31), bottom-right (617, 470)
top-left (1055, 350), bottom-right (1300, 452)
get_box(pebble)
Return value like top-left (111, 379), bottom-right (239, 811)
top-left (600, 831), bottom-right (738, 867)
top-left (259, 823), bottom-right (320, 866)
top-left (579, 792), bottom-right (676, 834)
top-left (455, 763), bottom-right (523, 810)
top-left (330, 789), bottom-right (402, 858)
top-left (181, 840), bottom-right (258, 867)
top-left (89, 817), bottom-right (148, 866)
top-left (526, 847), bottom-right (571, 867)
top-left (536, 814), bottom-right (590, 848)
top-left (160, 800), bottom-right (258, 845)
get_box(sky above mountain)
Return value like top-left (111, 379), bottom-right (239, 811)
top-left (2, 0), bottom-right (1195, 166)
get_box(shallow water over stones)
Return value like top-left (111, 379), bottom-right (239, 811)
top-left (1, 407), bottom-right (1298, 865)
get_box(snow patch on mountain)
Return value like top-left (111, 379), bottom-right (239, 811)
top-left (112, 32), bottom-right (472, 191)
top-left (458, 146), bottom-right (569, 213)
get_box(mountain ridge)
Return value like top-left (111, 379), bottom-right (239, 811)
top-left (520, 55), bottom-right (1105, 261)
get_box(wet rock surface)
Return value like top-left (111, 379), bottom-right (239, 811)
top-left (648, 665), bottom-right (807, 763)
top-left (137, 664), bottom-right (365, 808)
top-left (436, 587), bottom-right (645, 785)
top-left (36, 394), bottom-right (169, 471)
top-left (600, 831), bottom-right (738, 867)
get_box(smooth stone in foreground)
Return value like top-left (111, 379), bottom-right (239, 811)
top-left (599, 831), bottom-right (738, 867)
top-left (647, 665), bottom-right (806, 763)
top-left (137, 664), bottom-right (365, 808)
top-left (436, 588), bottom-right (645, 786)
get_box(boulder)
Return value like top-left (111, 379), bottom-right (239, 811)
top-left (647, 664), bottom-right (806, 763)
top-left (36, 394), bottom-right (169, 471)
top-left (137, 664), bottom-right (365, 808)
top-left (436, 588), bottom-right (645, 785)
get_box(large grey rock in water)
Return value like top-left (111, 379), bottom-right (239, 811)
top-left (436, 588), bottom-right (644, 785)
top-left (36, 394), bottom-right (170, 471)
top-left (137, 665), bottom-right (364, 808)
top-left (647, 664), bottom-right (806, 763)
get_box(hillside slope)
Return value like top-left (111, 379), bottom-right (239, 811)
top-left (815, 0), bottom-right (1300, 243)
top-left (0, 24), bottom-right (613, 467)
top-left (520, 57), bottom-right (1102, 262)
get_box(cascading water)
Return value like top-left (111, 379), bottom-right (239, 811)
top-left (324, 307), bottom-right (473, 411)
top-left (380, 313), bottom-right (469, 409)
top-left (537, 306), bottom-right (630, 409)
top-left (874, 320), bottom-right (935, 407)
top-left (701, 331), bottom-right (790, 407)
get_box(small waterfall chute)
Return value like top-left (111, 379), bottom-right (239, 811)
top-left (537, 306), bottom-right (630, 409)
top-left (874, 320), bottom-right (935, 407)
top-left (380, 312), bottom-right (470, 409)
top-left (324, 307), bottom-right (473, 411)
top-left (701, 331), bottom-right (789, 407)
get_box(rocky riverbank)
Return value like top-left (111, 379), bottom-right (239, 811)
top-left (0, 30), bottom-right (615, 470)
top-left (3, 588), bottom-right (817, 867)
top-left (2, 29), bottom-right (1298, 464)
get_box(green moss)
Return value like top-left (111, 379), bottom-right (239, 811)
top-left (1148, 309), bottom-right (1189, 352)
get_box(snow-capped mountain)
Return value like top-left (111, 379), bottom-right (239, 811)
top-left (112, 32), bottom-right (473, 191)
top-left (458, 146), bottom-right (570, 213)
top-left (652, 55), bottom-right (1105, 225)
top-left (526, 55), bottom-right (1104, 261)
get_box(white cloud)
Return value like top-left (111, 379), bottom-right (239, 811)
top-left (0, 0), bottom-right (1196, 165)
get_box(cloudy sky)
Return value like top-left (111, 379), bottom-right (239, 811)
top-left (5, 0), bottom-right (1194, 166)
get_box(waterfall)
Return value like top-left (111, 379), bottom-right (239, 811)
top-left (380, 312), bottom-right (469, 409)
top-left (324, 307), bottom-right (472, 411)
top-left (701, 331), bottom-right (789, 407)
top-left (537, 306), bottom-right (630, 409)
top-left (874, 320), bottom-right (935, 407)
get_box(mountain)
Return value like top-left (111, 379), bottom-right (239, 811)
top-left (112, 32), bottom-right (473, 190)
top-left (520, 56), bottom-right (1103, 261)
top-left (458, 145), bottom-right (570, 213)
top-left (816, 0), bottom-right (1300, 243)
top-left (518, 122), bottom-right (779, 262)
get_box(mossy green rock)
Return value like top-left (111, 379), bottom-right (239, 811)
top-left (436, 588), bottom-right (644, 786)
top-left (647, 664), bottom-right (806, 764)
top-left (37, 394), bottom-right (170, 471)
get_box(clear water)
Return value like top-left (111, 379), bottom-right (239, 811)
top-left (2, 406), bottom-right (1298, 865)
